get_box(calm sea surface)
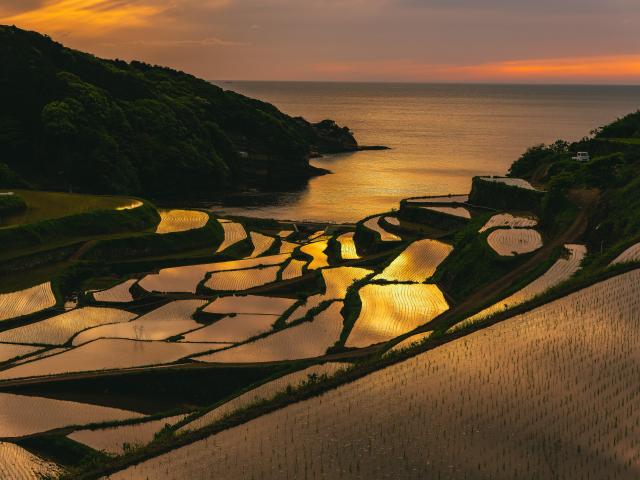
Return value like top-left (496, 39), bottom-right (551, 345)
top-left (211, 82), bottom-right (640, 223)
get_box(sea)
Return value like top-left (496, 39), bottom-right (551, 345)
top-left (209, 82), bottom-right (640, 223)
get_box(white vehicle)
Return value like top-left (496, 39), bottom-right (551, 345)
top-left (573, 151), bottom-right (590, 162)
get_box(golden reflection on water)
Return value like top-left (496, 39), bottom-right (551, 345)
top-left (212, 82), bottom-right (640, 223)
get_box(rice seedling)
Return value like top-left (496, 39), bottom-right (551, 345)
top-left (346, 284), bottom-right (448, 348)
top-left (405, 194), bottom-right (469, 204)
top-left (451, 244), bottom-right (587, 332)
top-left (382, 332), bottom-right (431, 357)
top-left (487, 228), bottom-right (543, 256)
top-left (0, 392), bottom-right (142, 437)
top-left (0, 343), bottom-right (41, 363)
top-left (138, 255), bottom-right (288, 294)
top-left (0, 307), bottom-right (136, 346)
top-left (179, 363), bottom-right (348, 433)
top-left (337, 232), bottom-right (360, 260)
top-left (0, 442), bottom-right (63, 479)
top-left (479, 175), bottom-right (538, 190)
top-left (478, 213), bottom-right (538, 233)
top-left (216, 220), bottom-right (248, 252)
top-left (248, 232), bottom-right (275, 258)
top-left (110, 269), bottom-right (640, 480)
top-left (0, 339), bottom-right (223, 380)
top-left (421, 206), bottom-right (471, 219)
top-left (281, 259), bottom-right (307, 280)
top-left (204, 266), bottom-right (280, 291)
top-left (286, 267), bottom-right (372, 324)
top-left (363, 215), bottom-right (401, 241)
top-left (611, 242), bottom-right (640, 265)
top-left (0, 283), bottom-right (56, 322)
top-left (72, 300), bottom-right (206, 345)
top-left (155, 209), bottom-right (209, 234)
top-left (194, 302), bottom-right (345, 363)
top-left (374, 239), bottom-right (453, 282)
top-left (92, 279), bottom-right (137, 303)
top-left (300, 240), bottom-right (330, 270)
top-left (279, 240), bottom-right (298, 254)
top-left (180, 314), bottom-right (279, 343)
top-left (68, 415), bottom-right (186, 455)
top-left (203, 296), bottom-right (297, 316)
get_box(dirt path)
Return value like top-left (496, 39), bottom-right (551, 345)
top-left (426, 188), bottom-right (600, 331)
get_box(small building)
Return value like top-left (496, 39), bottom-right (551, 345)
top-left (573, 152), bottom-right (590, 162)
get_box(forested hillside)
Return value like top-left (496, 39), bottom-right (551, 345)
top-left (0, 26), bottom-right (357, 198)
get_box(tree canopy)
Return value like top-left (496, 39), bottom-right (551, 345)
top-left (0, 26), bottom-right (356, 198)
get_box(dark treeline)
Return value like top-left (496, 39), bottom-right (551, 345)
top-left (0, 26), bottom-right (357, 198)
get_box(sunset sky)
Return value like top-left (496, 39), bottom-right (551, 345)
top-left (1, 0), bottom-right (639, 84)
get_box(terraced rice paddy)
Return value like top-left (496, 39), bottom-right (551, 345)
top-left (374, 239), bottom-right (452, 282)
top-left (281, 259), bottom-right (307, 280)
top-left (346, 284), bottom-right (448, 348)
top-left (451, 244), bottom-right (587, 331)
top-left (138, 255), bottom-right (288, 294)
top-left (92, 279), bottom-right (136, 303)
top-left (0, 283), bottom-right (56, 322)
top-left (0, 442), bottom-right (63, 479)
top-left (203, 296), bottom-right (297, 316)
top-left (336, 232), bottom-right (360, 260)
top-left (279, 241), bottom-right (298, 254)
top-left (179, 363), bottom-right (348, 433)
top-left (322, 267), bottom-right (372, 297)
top-left (422, 205), bottom-right (471, 219)
top-left (248, 232), bottom-right (275, 258)
top-left (363, 216), bottom-right (401, 242)
top-left (0, 344), bottom-right (41, 363)
top-left (194, 302), bottom-right (345, 363)
top-left (300, 240), bottom-right (330, 270)
top-left (216, 220), bottom-right (248, 252)
top-left (308, 230), bottom-right (326, 241)
top-left (405, 194), bottom-right (469, 204)
top-left (277, 230), bottom-right (294, 238)
top-left (383, 216), bottom-right (400, 226)
top-left (181, 314), bottom-right (278, 343)
top-left (115, 200), bottom-right (143, 210)
top-left (285, 296), bottom-right (325, 324)
top-left (155, 209), bottom-right (209, 234)
top-left (286, 267), bottom-right (372, 324)
top-left (611, 242), bottom-right (640, 265)
top-left (479, 175), bottom-right (538, 190)
top-left (111, 269), bottom-right (640, 480)
top-left (0, 339), bottom-right (220, 380)
top-left (383, 332), bottom-right (431, 356)
top-left (72, 300), bottom-right (206, 345)
top-left (0, 307), bottom-right (136, 346)
top-left (68, 415), bottom-right (185, 454)
top-left (204, 266), bottom-right (280, 291)
top-left (10, 348), bottom-right (67, 366)
top-left (0, 393), bottom-right (142, 437)
top-left (487, 228), bottom-right (543, 256)
top-left (478, 213), bottom-right (538, 233)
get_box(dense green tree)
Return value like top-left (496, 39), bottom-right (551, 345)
top-left (0, 25), bottom-right (357, 198)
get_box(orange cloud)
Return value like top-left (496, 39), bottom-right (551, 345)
top-left (313, 55), bottom-right (640, 83)
top-left (457, 55), bottom-right (640, 80)
top-left (1, 0), bottom-right (165, 36)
